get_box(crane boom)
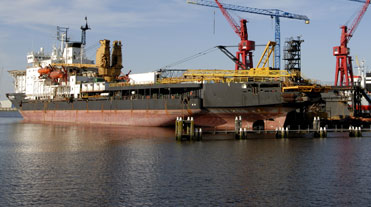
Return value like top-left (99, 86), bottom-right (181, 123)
top-left (347, 0), bottom-right (370, 42)
top-left (214, 0), bottom-right (240, 36)
top-left (187, 0), bottom-right (310, 69)
top-left (348, 0), bottom-right (367, 3)
top-left (187, 0), bottom-right (309, 21)
top-left (190, 0), bottom-right (255, 70)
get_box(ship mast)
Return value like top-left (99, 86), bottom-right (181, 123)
top-left (80, 16), bottom-right (90, 46)
top-left (80, 17), bottom-right (91, 64)
top-left (57, 26), bottom-right (69, 63)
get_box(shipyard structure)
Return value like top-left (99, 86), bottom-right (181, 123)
top-left (6, 21), bottom-right (329, 131)
top-left (6, 11), bottom-right (371, 131)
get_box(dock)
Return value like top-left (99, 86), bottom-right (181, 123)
top-left (175, 116), bottom-right (367, 141)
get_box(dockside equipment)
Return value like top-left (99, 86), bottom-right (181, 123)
top-left (333, 0), bottom-right (370, 86)
top-left (187, 0), bottom-right (310, 69)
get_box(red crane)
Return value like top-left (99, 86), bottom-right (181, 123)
top-left (214, 0), bottom-right (255, 70)
top-left (334, 0), bottom-right (370, 86)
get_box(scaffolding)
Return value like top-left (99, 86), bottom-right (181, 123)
top-left (284, 37), bottom-right (304, 74)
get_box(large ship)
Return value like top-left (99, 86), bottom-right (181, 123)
top-left (6, 20), bottom-right (326, 130)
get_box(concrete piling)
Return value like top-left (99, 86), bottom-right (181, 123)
top-left (190, 117), bottom-right (195, 139)
top-left (313, 117), bottom-right (321, 132)
top-left (239, 128), bottom-right (243, 140)
top-left (349, 126), bottom-right (362, 137)
top-left (234, 116), bottom-right (242, 139)
top-left (175, 117), bottom-right (179, 136)
top-left (355, 127), bottom-right (359, 137)
top-left (175, 117), bottom-right (183, 141)
top-left (358, 127), bottom-right (362, 137)
top-left (313, 117), bottom-right (317, 131)
top-left (349, 126), bottom-right (355, 137)
top-left (175, 116), bottom-right (201, 141)
top-left (319, 127), bottom-right (324, 138)
top-left (193, 128), bottom-right (202, 141)
top-left (234, 116), bottom-right (239, 138)
top-left (275, 127), bottom-right (288, 139)
top-left (349, 126), bottom-right (359, 137)
top-left (285, 127), bottom-right (289, 138)
top-left (198, 128), bottom-right (203, 140)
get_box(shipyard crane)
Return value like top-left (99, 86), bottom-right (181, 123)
top-left (193, 0), bottom-right (255, 70)
top-left (334, 0), bottom-right (370, 86)
top-left (187, 0), bottom-right (310, 70)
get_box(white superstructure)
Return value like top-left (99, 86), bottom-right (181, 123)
top-left (8, 20), bottom-right (159, 101)
top-left (9, 23), bottom-right (102, 100)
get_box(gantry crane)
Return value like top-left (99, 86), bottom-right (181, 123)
top-left (187, 0), bottom-right (310, 69)
top-left (334, 0), bottom-right (370, 86)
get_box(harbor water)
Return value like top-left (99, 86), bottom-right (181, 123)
top-left (1, 112), bottom-right (371, 206)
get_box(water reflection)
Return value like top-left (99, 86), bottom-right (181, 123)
top-left (0, 120), bottom-right (371, 206)
top-left (11, 122), bottom-right (174, 152)
top-left (1, 122), bottom-right (175, 206)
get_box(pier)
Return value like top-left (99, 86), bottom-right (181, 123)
top-left (175, 117), bottom-right (202, 141)
top-left (175, 116), bottom-right (367, 141)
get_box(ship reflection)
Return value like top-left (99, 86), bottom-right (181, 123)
top-left (12, 122), bottom-right (174, 153)
top-left (6, 122), bottom-right (175, 205)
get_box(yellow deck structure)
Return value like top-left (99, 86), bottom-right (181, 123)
top-left (158, 41), bottom-right (295, 84)
top-left (157, 41), bottom-right (329, 93)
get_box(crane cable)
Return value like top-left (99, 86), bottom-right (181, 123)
top-left (159, 44), bottom-right (270, 69)
top-left (160, 46), bottom-right (219, 69)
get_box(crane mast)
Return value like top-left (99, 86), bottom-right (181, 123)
top-left (334, 0), bottom-right (370, 86)
top-left (187, 0), bottom-right (309, 70)
top-left (214, 0), bottom-right (255, 70)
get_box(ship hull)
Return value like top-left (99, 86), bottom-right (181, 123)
top-left (193, 107), bottom-right (290, 130)
top-left (9, 82), bottom-right (313, 130)
top-left (19, 106), bottom-right (290, 130)
top-left (20, 109), bottom-right (200, 127)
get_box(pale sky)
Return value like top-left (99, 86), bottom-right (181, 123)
top-left (0, 0), bottom-right (370, 99)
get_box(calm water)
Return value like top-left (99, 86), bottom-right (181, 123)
top-left (1, 112), bottom-right (371, 206)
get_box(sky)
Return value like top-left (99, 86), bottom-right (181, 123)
top-left (0, 0), bottom-right (370, 99)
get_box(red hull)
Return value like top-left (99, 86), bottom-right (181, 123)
top-left (20, 107), bottom-right (291, 130)
top-left (20, 109), bottom-right (200, 127)
top-left (193, 107), bottom-right (290, 130)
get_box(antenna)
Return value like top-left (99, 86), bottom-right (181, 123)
top-left (57, 26), bottom-right (69, 42)
top-left (81, 16), bottom-right (91, 45)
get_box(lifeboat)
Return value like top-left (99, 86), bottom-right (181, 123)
top-left (38, 67), bottom-right (52, 75)
top-left (117, 70), bottom-right (131, 82)
top-left (50, 70), bottom-right (64, 79)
